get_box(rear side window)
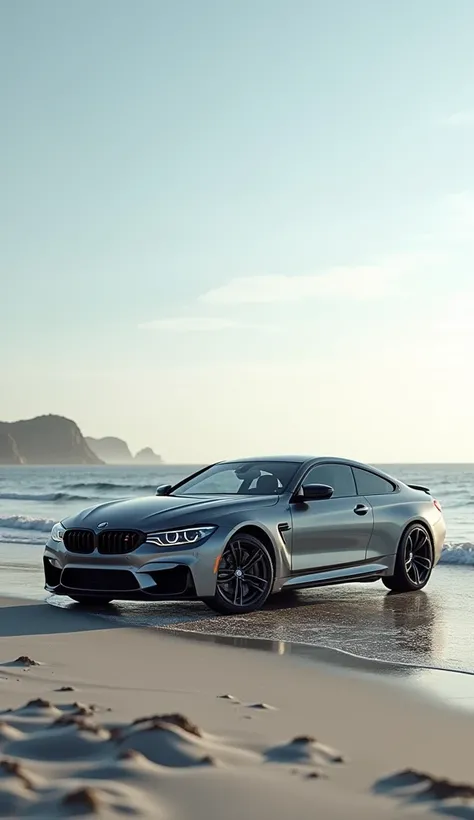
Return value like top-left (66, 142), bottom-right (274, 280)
top-left (353, 468), bottom-right (395, 496)
top-left (303, 463), bottom-right (357, 498)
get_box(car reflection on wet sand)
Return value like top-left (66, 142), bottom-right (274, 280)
top-left (51, 566), bottom-right (474, 674)
top-left (162, 585), bottom-right (443, 669)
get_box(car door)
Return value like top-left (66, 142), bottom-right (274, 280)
top-left (290, 463), bottom-right (374, 572)
top-left (351, 467), bottom-right (398, 561)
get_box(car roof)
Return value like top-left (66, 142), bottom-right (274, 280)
top-left (219, 455), bottom-right (313, 464)
top-left (220, 455), bottom-right (381, 467)
top-left (217, 455), bottom-right (402, 483)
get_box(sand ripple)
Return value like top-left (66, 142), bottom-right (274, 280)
top-left (0, 698), bottom-right (350, 817)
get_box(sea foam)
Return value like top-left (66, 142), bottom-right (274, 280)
top-left (439, 542), bottom-right (474, 565)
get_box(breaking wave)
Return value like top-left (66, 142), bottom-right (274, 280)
top-left (0, 514), bottom-right (55, 533)
top-left (66, 481), bottom-right (154, 493)
top-left (439, 542), bottom-right (474, 565)
top-left (0, 491), bottom-right (90, 502)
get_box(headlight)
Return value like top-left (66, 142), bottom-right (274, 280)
top-left (50, 522), bottom-right (65, 542)
top-left (146, 526), bottom-right (216, 548)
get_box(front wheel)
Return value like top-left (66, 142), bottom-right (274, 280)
top-left (69, 596), bottom-right (114, 606)
top-left (203, 534), bottom-right (274, 615)
top-left (382, 524), bottom-right (433, 593)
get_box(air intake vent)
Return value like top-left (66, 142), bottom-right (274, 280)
top-left (61, 568), bottom-right (140, 591)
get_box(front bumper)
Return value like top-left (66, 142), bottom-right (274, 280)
top-left (43, 532), bottom-right (226, 600)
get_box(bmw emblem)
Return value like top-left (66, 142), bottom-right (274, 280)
top-left (97, 522), bottom-right (108, 529)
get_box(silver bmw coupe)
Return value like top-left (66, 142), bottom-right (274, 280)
top-left (43, 456), bottom-right (446, 615)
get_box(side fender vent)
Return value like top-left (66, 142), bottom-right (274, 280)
top-left (278, 522), bottom-right (291, 543)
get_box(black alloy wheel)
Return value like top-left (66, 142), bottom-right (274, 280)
top-left (383, 524), bottom-right (433, 593)
top-left (204, 534), bottom-right (274, 615)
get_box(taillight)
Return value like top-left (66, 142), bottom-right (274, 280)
top-left (433, 499), bottom-right (442, 512)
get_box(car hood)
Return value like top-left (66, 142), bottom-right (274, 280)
top-left (62, 493), bottom-right (280, 531)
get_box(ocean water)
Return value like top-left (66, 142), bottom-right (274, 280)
top-left (0, 463), bottom-right (473, 563)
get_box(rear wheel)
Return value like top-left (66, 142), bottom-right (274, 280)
top-left (69, 596), bottom-right (114, 606)
top-left (382, 524), bottom-right (433, 593)
top-left (203, 534), bottom-right (274, 615)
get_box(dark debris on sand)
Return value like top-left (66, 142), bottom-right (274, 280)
top-left (52, 715), bottom-right (105, 735)
top-left (377, 768), bottom-right (474, 802)
top-left (290, 737), bottom-right (345, 764)
top-left (292, 736), bottom-right (317, 744)
top-left (247, 702), bottom-right (275, 710)
top-left (131, 713), bottom-right (202, 737)
top-left (24, 698), bottom-right (53, 709)
top-left (0, 758), bottom-right (35, 790)
top-left (200, 755), bottom-right (217, 766)
top-left (63, 786), bottom-right (102, 813)
top-left (72, 702), bottom-right (97, 716)
top-left (12, 656), bottom-right (39, 667)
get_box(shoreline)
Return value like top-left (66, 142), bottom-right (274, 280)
top-left (1, 538), bottom-right (474, 718)
top-left (1, 541), bottom-right (474, 703)
top-left (2, 579), bottom-right (474, 715)
top-left (1, 596), bottom-right (474, 817)
top-left (165, 628), bottom-right (474, 715)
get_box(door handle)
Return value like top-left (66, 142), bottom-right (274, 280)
top-left (353, 504), bottom-right (369, 516)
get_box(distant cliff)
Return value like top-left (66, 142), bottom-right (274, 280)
top-left (134, 447), bottom-right (163, 464)
top-left (86, 436), bottom-right (163, 465)
top-left (0, 416), bottom-right (103, 465)
top-left (85, 437), bottom-right (133, 464)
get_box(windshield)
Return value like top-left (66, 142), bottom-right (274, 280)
top-left (171, 460), bottom-right (301, 496)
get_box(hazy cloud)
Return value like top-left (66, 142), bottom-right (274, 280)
top-left (138, 317), bottom-right (244, 332)
top-left (199, 255), bottom-right (424, 306)
top-left (138, 316), bottom-right (275, 332)
top-left (445, 110), bottom-right (474, 126)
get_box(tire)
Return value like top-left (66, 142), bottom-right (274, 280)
top-left (382, 524), bottom-right (433, 593)
top-left (69, 596), bottom-right (114, 606)
top-left (203, 534), bottom-right (274, 615)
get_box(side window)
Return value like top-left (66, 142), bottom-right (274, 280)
top-left (353, 468), bottom-right (395, 496)
top-left (303, 464), bottom-right (356, 498)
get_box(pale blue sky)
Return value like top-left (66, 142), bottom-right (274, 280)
top-left (2, 0), bottom-right (474, 461)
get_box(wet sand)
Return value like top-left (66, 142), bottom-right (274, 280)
top-left (1, 545), bottom-right (474, 713)
top-left (81, 567), bottom-right (474, 671)
top-left (2, 545), bottom-right (472, 669)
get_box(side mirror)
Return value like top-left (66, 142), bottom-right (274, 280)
top-left (294, 483), bottom-right (334, 502)
top-left (156, 484), bottom-right (172, 496)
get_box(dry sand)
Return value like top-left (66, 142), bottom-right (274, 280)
top-left (0, 596), bottom-right (474, 818)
